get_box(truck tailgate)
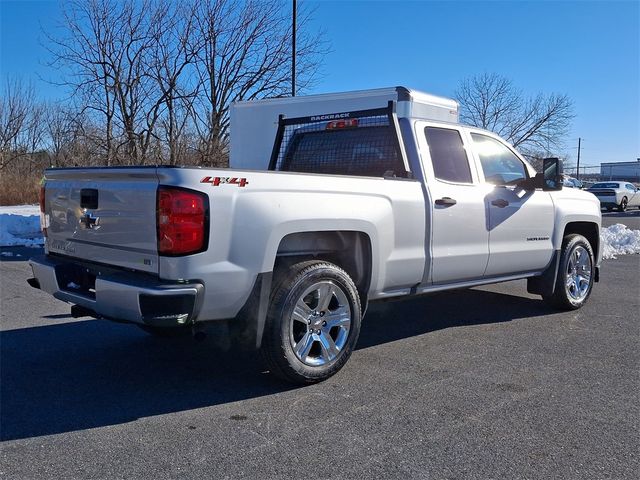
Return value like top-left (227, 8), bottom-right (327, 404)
top-left (44, 167), bottom-right (159, 274)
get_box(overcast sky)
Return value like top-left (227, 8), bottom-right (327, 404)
top-left (1, 0), bottom-right (638, 167)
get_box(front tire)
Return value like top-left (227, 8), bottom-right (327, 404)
top-left (261, 261), bottom-right (362, 384)
top-left (543, 234), bottom-right (595, 310)
top-left (618, 197), bottom-right (628, 212)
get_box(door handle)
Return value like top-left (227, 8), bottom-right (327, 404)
top-left (491, 198), bottom-right (510, 208)
top-left (435, 197), bottom-right (457, 207)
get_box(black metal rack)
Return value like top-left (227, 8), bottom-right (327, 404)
top-left (268, 101), bottom-right (410, 178)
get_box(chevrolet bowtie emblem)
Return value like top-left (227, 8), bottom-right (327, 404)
top-left (80, 212), bottom-right (100, 229)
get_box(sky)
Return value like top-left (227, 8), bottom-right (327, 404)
top-left (1, 0), bottom-right (638, 169)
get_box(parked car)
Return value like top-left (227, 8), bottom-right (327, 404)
top-left (587, 181), bottom-right (640, 211)
top-left (28, 87), bottom-right (602, 384)
top-left (562, 176), bottom-right (584, 189)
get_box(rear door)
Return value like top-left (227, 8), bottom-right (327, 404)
top-left (45, 167), bottom-right (159, 273)
top-left (416, 122), bottom-right (490, 284)
top-left (467, 132), bottom-right (554, 276)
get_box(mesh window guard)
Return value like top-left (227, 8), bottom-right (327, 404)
top-left (269, 105), bottom-right (408, 178)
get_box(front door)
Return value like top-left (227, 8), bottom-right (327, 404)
top-left (469, 132), bottom-right (555, 276)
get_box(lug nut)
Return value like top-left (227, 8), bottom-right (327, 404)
top-left (322, 321), bottom-right (327, 327)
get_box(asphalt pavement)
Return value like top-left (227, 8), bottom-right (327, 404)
top-left (1, 213), bottom-right (638, 479)
top-left (602, 208), bottom-right (640, 229)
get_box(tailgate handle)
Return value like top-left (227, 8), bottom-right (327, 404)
top-left (80, 189), bottom-right (99, 209)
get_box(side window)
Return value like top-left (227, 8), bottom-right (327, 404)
top-left (424, 127), bottom-right (472, 184)
top-left (471, 133), bottom-right (528, 185)
top-left (626, 184), bottom-right (636, 192)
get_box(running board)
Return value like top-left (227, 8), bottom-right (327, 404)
top-left (415, 272), bottom-right (541, 295)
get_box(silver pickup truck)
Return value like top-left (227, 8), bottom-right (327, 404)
top-left (29, 87), bottom-right (602, 383)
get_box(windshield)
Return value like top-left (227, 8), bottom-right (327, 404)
top-left (590, 182), bottom-right (619, 189)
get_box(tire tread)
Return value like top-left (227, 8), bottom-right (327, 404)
top-left (260, 260), bottom-right (361, 384)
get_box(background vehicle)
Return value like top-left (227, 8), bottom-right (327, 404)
top-left (562, 175), bottom-right (584, 189)
top-left (587, 181), bottom-right (640, 211)
top-left (28, 87), bottom-right (602, 384)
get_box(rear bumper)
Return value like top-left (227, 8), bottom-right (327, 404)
top-left (594, 196), bottom-right (618, 207)
top-left (29, 255), bottom-right (204, 327)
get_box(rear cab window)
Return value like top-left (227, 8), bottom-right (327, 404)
top-left (271, 106), bottom-right (409, 178)
top-left (424, 127), bottom-right (473, 184)
top-left (281, 122), bottom-right (401, 177)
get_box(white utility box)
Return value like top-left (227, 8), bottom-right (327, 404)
top-left (229, 86), bottom-right (458, 170)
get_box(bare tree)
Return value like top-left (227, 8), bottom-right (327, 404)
top-left (520, 148), bottom-right (573, 173)
top-left (48, 0), bottom-right (167, 164)
top-left (455, 73), bottom-right (574, 155)
top-left (46, 0), bottom-right (327, 167)
top-left (148, 1), bottom-right (201, 164)
top-left (190, 0), bottom-right (326, 166)
top-left (46, 0), bottom-right (119, 164)
top-left (0, 79), bottom-right (46, 170)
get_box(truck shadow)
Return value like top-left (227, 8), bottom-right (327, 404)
top-left (1, 287), bottom-right (553, 441)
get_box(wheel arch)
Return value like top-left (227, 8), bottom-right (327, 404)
top-left (563, 221), bottom-right (600, 263)
top-left (273, 230), bottom-right (373, 310)
top-left (231, 230), bottom-right (373, 351)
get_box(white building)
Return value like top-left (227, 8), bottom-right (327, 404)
top-left (600, 160), bottom-right (640, 182)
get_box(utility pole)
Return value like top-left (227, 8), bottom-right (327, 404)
top-left (576, 137), bottom-right (582, 179)
top-left (292, 0), bottom-right (297, 97)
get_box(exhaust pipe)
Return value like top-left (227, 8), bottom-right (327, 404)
top-left (27, 278), bottom-right (40, 289)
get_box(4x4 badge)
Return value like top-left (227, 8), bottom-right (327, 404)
top-left (201, 176), bottom-right (249, 187)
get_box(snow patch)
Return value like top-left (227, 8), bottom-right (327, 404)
top-left (601, 223), bottom-right (640, 259)
top-left (0, 205), bottom-right (44, 247)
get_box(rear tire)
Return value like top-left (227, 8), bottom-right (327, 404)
top-left (618, 197), bottom-right (628, 212)
top-left (261, 261), bottom-right (362, 384)
top-left (543, 234), bottom-right (595, 310)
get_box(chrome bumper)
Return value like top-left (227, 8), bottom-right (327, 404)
top-left (29, 255), bottom-right (204, 327)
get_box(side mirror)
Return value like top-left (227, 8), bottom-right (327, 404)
top-left (542, 157), bottom-right (563, 191)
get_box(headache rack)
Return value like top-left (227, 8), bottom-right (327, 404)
top-left (268, 101), bottom-right (410, 178)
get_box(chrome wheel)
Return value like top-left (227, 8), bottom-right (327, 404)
top-left (565, 245), bottom-right (592, 302)
top-left (289, 281), bottom-right (351, 367)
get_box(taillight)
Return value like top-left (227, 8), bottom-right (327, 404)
top-left (39, 185), bottom-right (48, 237)
top-left (157, 187), bottom-right (208, 256)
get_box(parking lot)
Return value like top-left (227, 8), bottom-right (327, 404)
top-left (1, 212), bottom-right (638, 479)
top-left (602, 208), bottom-right (640, 229)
